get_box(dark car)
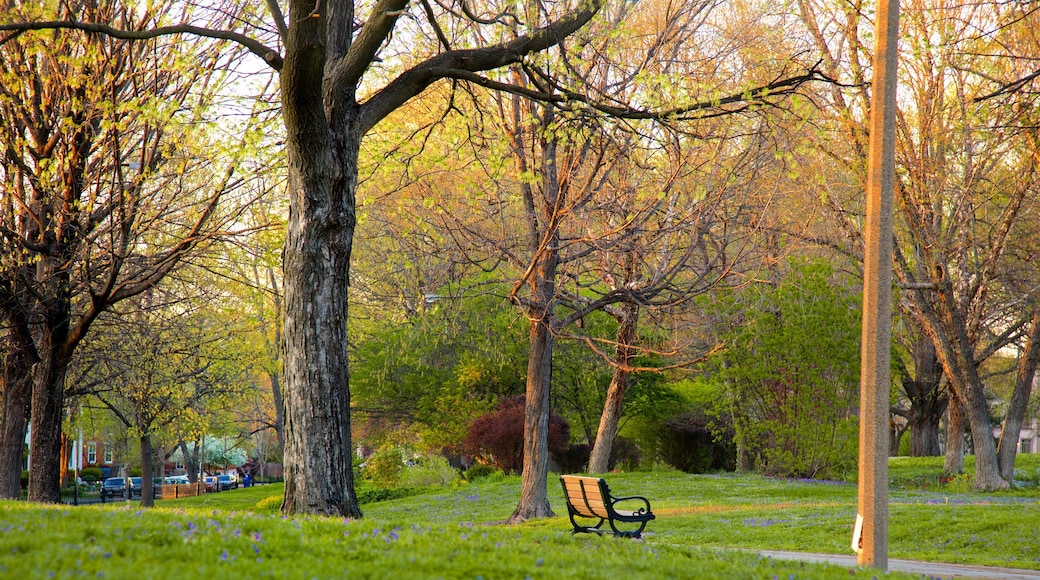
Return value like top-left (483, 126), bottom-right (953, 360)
top-left (101, 477), bottom-right (126, 499)
top-left (129, 477), bottom-right (143, 497)
top-left (216, 474), bottom-right (236, 491)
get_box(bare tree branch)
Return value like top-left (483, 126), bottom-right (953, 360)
top-left (0, 20), bottom-right (283, 70)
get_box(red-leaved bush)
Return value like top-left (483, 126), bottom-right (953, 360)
top-left (463, 395), bottom-right (569, 474)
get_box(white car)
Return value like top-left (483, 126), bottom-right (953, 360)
top-left (164, 475), bottom-right (190, 485)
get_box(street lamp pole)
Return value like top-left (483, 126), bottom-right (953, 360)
top-left (857, 0), bottom-right (899, 570)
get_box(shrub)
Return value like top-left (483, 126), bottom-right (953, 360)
top-left (20, 471), bottom-right (28, 490)
top-left (559, 443), bottom-right (589, 473)
top-left (400, 455), bottom-right (461, 487)
top-left (943, 472), bottom-right (974, 493)
top-left (463, 463), bottom-right (498, 482)
top-left (711, 259), bottom-right (860, 479)
top-left (79, 467), bottom-right (103, 484)
top-left (364, 447), bottom-right (405, 488)
top-left (254, 495), bottom-right (282, 513)
top-left (356, 486), bottom-right (425, 503)
top-left (609, 437), bottom-right (642, 471)
top-left (660, 410), bottom-right (735, 473)
top-left (463, 395), bottom-right (569, 475)
top-left (558, 440), bottom-right (640, 473)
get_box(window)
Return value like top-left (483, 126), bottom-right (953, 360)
top-left (175, 460), bottom-right (185, 470)
top-left (1021, 438), bottom-right (1033, 454)
top-left (103, 447), bottom-right (113, 464)
top-left (86, 442), bottom-right (97, 465)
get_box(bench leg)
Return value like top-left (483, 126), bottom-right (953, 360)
top-left (608, 519), bottom-right (648, 538)
top-left (567, 512), bottom-right (607, 535)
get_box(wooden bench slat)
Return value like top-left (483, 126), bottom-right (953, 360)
top-left (564, 487), bottom-right (604, 502)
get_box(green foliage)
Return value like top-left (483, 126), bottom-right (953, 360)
top-left (619, 378), bottom-right (733, 473)
top-left (399, 455), bottom-right (461, 488)
top-left (463, 463), bottom-right (499, 482)
top-left (896, 432), bottom-right (912, 457)
top-left (254, 495), bottom-right (282, 513)
top-left (79, 467), bottom-right (103, 484)
top-left (356, 486), bottom-right (427, 504)
top-left (363, 448), bottom-right (405, 488)
top-left (350, 287), bottom-right (526, 451)
top-left (710, 259), bottom-right (861, 479)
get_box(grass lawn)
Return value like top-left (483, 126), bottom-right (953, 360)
top-left (2, 458), bottom-right (1038, 578)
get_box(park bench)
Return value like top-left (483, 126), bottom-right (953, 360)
top-left (559, 475), bottom-right (655, 538)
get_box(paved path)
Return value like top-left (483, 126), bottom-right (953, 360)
top-left (759, 550), bottom-right (1040, 580)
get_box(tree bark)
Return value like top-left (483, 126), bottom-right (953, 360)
top-left (908, 396), bottom-right (945, 457)
top-left (588, 302), bottom-right (638, 473)
top-left (916, 280), bottom-right (1008, 489)
top-left (904, 336), bottom-right (946, 456)
top-left (961, 379), bottom-right (1005, 490)
top-left (997, 312), bottom-right (1040, 481)
top-left (0, 347), bottom-right (33, 498)
top-left (944, 393), bottom-right (965, 474)
top-left (140, 434), bottom-right (155, 507)
top-left (28, 339), bottom-right (70, 503)
top-left (508, 295), bottom-right (556, 523)
top-left (508, 122), bottom-right (560, 521)
top-left (278, 0), bottom-right (361, 517)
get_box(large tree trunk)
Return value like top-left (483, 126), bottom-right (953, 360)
top-left (140, 434), bottom-right (155, 507)
top-left (279, 145), bottom-right (361, 516)
top-left (943, 393), bottom-right (965, 474)
top-left (588, 303), bottom-right (638, 473)
top-left (0, 347), bottom-right (33, 498)
top-left (278, 2), bottom-right (361, 516)
top-left (997, 313), bottom-right (1040, 481)
top-left (923, 287), bottom-right (1007, 489)
top-left (178, 441), bottom-right (199, 483)
top-left (905, 336), bottom-right (945, 456)
top-left (508, 299), bottom-right (556, 523)
top-left (909, 398), bottom-right (945, 457)
top-left (961, 380), bottom-right (1006, 490)
top-left (940, 347), bottom-right (1007, 489)
top-left (28, 341), bottom-right (70, 503)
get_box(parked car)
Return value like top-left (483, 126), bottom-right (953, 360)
top-left (129, 477), bottom-right (143, 497)
top-left (216, 474), bottom-right (237, 491)
top-left (101, 477), bottom-right (126, 499)
top-left (164, 475), bottom-right (190, 485)
top-left (203, 475), bottom-right (218, 492)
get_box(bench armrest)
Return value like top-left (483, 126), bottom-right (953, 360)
top-left (611, 494), bottom-right (652, 515)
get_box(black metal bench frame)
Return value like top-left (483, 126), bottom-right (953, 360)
top-left (559, 475), bottom-right (655, 538)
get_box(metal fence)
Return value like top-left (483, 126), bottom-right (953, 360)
top-left (10, 477), bottom-right (283, 505)
top-left (65, 478), bottom-right (281, 505)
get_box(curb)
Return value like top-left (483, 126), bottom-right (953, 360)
top-left (759, 550), bottom-right (1040, 580)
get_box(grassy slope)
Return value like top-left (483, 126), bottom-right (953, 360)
top-left (2, 459), bottom-right (1038, 578)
